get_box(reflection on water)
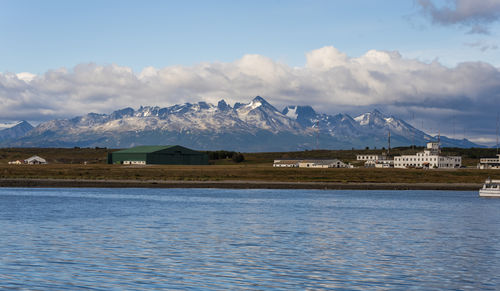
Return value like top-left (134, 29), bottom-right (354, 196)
top-left (1, 188), bottom-right (499, 289)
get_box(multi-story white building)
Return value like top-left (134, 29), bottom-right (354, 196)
top-left (478, 154), bottom-right (500, 169)
top-left (394, 142), bottom-right (461, 169)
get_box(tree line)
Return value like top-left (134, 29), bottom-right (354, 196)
top-left (204, 150), bottom-right (245, 163)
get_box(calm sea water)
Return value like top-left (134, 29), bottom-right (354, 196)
top-left (1, 188), bottom-right (499, 290)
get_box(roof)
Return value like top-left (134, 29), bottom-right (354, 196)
top-left (299, 159), bottom-right (342, 164)
top-left (275, 159), bottom-right (343, 164)
top-left (273, 160), bottom-right (300, 164)
top-left (24, 155), bottom-right (46, 163)
top-left (114, 145), bottom-right (177, 154)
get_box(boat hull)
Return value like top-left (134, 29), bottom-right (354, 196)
top-left (479, 190), bottom-right (500, 197)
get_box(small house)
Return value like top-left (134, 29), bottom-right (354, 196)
top-left (273, 160), bottom-right (299, 167)
top-left (24, 156), bottom-right (47, 164)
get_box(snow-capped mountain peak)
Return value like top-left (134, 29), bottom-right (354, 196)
top-left (235, 97), bottom-right (299, 132)
top-left (354, 109), bottom-right (387, 126)
top-left (243, 96), bottom-right (279, 111)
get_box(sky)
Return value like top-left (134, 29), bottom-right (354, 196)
top-left (1, 0), bottom-right (500, 145)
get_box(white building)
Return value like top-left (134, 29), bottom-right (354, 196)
top-left (24, 155), bottom-right (47, 165)
top-left (122, 160), bottom-right (146, 165)
top-left (298, 159), bottom-right (347, 168)
top-left (394, 142), bottom-right (461, 169)
top-left (356, 154), bottom-right (388, 161)
top-left (478, 154), bottom-right (500, 169)
top-left (273, 160), bottom-right (299, 167)
top-left (365, 159), bottom-right (394, 168)
top-left (274, 159), bottom-right (348, 168)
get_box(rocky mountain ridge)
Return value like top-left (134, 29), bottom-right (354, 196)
top-left (1, 97), bottom-right (480, 151)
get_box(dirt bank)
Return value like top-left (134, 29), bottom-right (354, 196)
top-left (0, 178), bottom-right (481, 191)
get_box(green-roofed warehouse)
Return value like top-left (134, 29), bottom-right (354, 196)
top-left (108, 145), bottom-right (209, 165)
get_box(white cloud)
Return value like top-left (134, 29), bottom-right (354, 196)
top-left (15, 72), bottom-right (37, 82)
top-left (305, 46), bottom-right (348, 70)
top-left (0, 45), bottom-right (499, 141)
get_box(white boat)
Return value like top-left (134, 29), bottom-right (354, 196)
top-left (479, 178), bottom-right (500, 197)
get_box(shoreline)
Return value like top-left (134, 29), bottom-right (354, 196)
top-left (0, 178), bottom-right (482, 191)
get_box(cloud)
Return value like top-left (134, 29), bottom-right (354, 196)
top-left (1, 45), bottom-right (499, 142)
top-left (15, 72), bottom-right (37, 82)
top-left (464, 40), bottom-right (499, 52)
top-left (417, 0), bottom-right (500, 34)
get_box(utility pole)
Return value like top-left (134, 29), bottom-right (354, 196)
top-left (315, 120), bottom-right (319, 150)
top-left (497, 112), bottom-right (499, 155)
top-left (452, 116), bottom-right (456, 139)
top-left (411, 112), bottom-right (415, 150)
top-left (387, 129), bottom-right (391, 156)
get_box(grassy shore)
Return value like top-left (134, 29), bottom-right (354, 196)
top-left (0, 147), bottom-right (498, 189)
top-left (0, 164), bottom-right (497, 184)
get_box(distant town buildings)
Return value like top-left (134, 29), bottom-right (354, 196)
top-left (394, 142), bottom-right (461, 169)
top-left (274, 142), bottom-right (464, 169)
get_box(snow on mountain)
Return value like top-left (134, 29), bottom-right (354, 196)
top-left (3, 97), bottom-right (481, 150)
top-left (236, 96), bottom-right (302, 133)
top-left (0, 121), bottom-right (24, 130)
top-left (282, 105), bottom-right (317, 127)
top-left (354, 109), bottom-right (387, 127)
top-left (283, 106), bottom-right (298, 120)
top-left (353, 109), bottom-right (431, 143)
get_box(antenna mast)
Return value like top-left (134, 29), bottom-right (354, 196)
top-left (411, 112), bottom-right (415, 150)
top-left (315, 120), bottom-right (319, 150)
top-left (387, 129), bottom-right (391, 155)
top-left (497, 112), bottom-right (499, 155)
top-left (452, 116), bottom-right (456, 139)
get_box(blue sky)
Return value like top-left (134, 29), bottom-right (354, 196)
top-left (1, 0), bottom-right (500, 144)
top-left (2, 0), bottom-right (498, 73)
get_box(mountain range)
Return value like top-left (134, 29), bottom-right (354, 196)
top-left (0, 96), bottom-right (480, 151)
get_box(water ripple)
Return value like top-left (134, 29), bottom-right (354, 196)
top-left (1, 188), bottom-right (500, 289)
